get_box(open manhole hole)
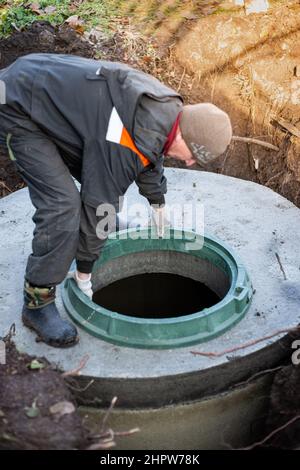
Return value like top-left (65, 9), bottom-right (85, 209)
top-left (93, 273), bottom-right (220, 318)
top-left (62, 229), bottom-right (253, 349)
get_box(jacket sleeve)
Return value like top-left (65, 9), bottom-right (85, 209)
top-left (135, 157), bottom-right (167, 206)
top-left (133, 95), bottom-right (182, 206)
top-left (76, 203), bottom-right (114, 273)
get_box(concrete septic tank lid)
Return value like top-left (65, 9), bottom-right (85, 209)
top-left (1, 169), bottom-right (300, 407)
top-left (62, 229), bottom-right (253, 349)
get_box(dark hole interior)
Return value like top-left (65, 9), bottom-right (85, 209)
top-left (92, 272), bottom-right (221, 318)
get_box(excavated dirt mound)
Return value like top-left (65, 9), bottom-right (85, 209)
top-left (171, 1), bottom-right (300, 207)
top-left (0, 20), bottom-right (94, 69)
top-left (0, 328), bottom-right (89, 450)
top-left (0, 21), bottom-right (95, 197)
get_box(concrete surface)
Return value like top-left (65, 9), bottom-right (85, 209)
top-left (0, 168), bottom-right (299, 407)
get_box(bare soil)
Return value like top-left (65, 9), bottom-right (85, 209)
top-left (0, 328), bottom-right (89, 450)
top-left (171, 0), bottom-right (300, 207)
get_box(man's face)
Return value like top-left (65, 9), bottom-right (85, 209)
top-left (165, 128), bottom-right (196, 167)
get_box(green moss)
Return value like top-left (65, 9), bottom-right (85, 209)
top-left (0, 6), bottom-right (37, 36)
top-left (0, 0), bottom-right (122, 38)
top-left (0, 0), bottom-right (69, 36)
top-left (75, 0), bottom-right (121, 31)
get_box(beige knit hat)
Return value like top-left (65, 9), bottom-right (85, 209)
top-left (180, 103), bottom-right (232, 165)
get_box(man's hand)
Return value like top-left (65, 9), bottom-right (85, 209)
top-left (67, 270), bottom-right (93, 299)
top-left (151, 205), bottom-right (170, 238)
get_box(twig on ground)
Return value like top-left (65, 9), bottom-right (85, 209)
top-left (190, 326), bottom-right (300, 358)
top-left (11, 22), bottom-right (21, 32)
top-left (88, 427), bottom-right (140, 450)
top-left (65, 378), bottom-right (95, 393)
top-left (87, 439), bottom-right (116, 450)
top-left (2, 323), bottom-right (16, 342)
top-left (101, 396), bottom-right (118, 433)
top-left (275, 252), bottom-right (287, 280)
top-left (221, 140), bottom-right (233, 174)
top-left (86, 396), bottom-right (140, 450)
top-left (62, 354), bottom-right (89, 377)
top-left (210, 73), bottom-right (218, 102)
top-left (265, 170), bottom-right (285, 187)
top-left (231, 136), bottom-right (279, 151)
top-left (94, 427), bottom-right (140, 439)
top-left (0, 181), bottom-right (12, 193)
top-left (272, 116), bottom-right (300, 139)
top-left (114, 428), bottom-right (140, 437)
top-left (237, 415), bottom-right (300, 450)
top-left (177, 67), bottom-right (186, 92)
top-left (231, 365), bottom-right (284, 390)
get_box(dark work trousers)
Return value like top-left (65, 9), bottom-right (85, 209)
top-left (0, 113), bottom-right (82, 287)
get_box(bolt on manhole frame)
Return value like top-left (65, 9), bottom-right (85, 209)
top-left (62, 228), bottom-right (253, 349)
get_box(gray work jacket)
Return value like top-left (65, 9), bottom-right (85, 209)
top-left (0, 53), bottom-right (183, 268)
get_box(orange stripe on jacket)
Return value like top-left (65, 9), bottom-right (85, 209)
top-left (120, 127), bottom-right (150, 167)
top-left (106, 107), bottom-right (151, 168)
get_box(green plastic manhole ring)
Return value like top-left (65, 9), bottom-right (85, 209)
top-left (62, 228), bottom-right (253, 349)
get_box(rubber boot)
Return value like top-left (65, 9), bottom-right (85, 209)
top-left (22, 281), bottom-right (78, 348)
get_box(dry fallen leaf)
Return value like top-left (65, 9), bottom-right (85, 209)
top-left (75, 25), bottom-right (85, 35)
top-left (29, 3), bottom-right (43, 15)
top-left (49, 401), bottom-right (76, 417)
top-left (142, 56), bottom-right (152, 64)
top-left (65, 15), bottom-right (85, 34)
top-left (44, 6), bottom-right (56, 15)
top-left (65, 15), bottom-right (82, 27)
